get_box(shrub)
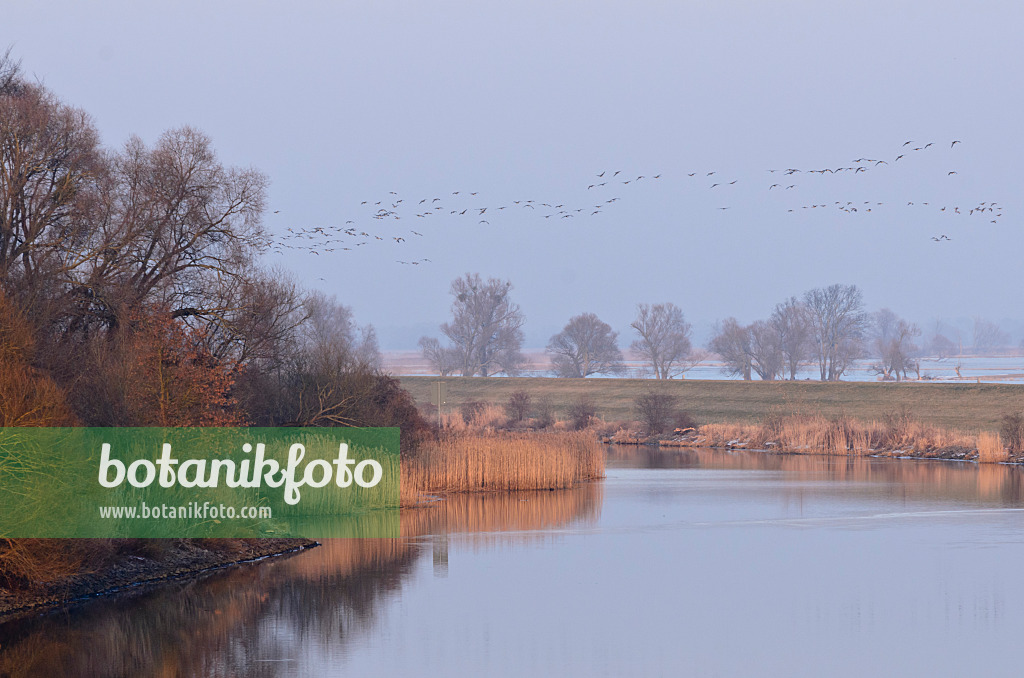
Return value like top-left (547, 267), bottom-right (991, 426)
top-left (505, 389), bottom-right (531, 423)
top-left (633, 391), bottom-right (679, 435)
top-left (673, 410), bottom-right (699, 432)
top-left (534, 397), bottom-right (555, 429)
top-left (459, 400), bottom-right (487, 422)
top-left (567, 397), bottom-right (596, 431)
top-left (1000, 412), bottom-right (1024, 454)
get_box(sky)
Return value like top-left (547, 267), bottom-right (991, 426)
top-left (6, 1), bottom-right (1024, 348)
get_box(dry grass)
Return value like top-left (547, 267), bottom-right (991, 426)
top-left (977, 432), bottom-right (1009, 463)
top-left (401, 431), bottom-right (604, 503)
top-left (440, 403), bottom-right (508, 431)
top-left (399, 375), bottom-right (1024, 434)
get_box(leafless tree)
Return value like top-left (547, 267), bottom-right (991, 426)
top-left (0, 76), bottom-right (102, 307)
top-left (629, 302), bottom-right (693, 379)
top-left (749, 320), bottom-right (784, 380)
top-left (709, 318), bottom-right (753, 380)
top-left (803, 284), bottom-right (867, 381)
top-left (0, 47), bottom-right (22, 95)
top-left (437, 273), bottom-right (525, 376)
top-left (972, 316), bottom-right (1009, 354)
top-left (547, 312), bottom-right (623, 377)
top-left (418, 336), bottom-right (461, 376)
top-left (301, 291), bottom-right (380, 371)
top-left (770, 297), bottom-right (811, 380)
top-left (869, 309), bottom-right (920, 381)
top-left (927, 320), bottom-right (957, 359)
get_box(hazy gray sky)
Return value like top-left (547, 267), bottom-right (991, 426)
top-left (7, 1), bottom-right (1024, 347)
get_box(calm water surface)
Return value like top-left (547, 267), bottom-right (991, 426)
top-left (3, 447), bottom-right (1024, 677)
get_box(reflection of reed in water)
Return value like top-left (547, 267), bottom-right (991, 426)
top-left (0, 483), bottom-right (602, 677)
top-left (611, 445), bottom-right (1024, 508)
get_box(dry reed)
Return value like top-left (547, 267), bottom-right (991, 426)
top-left (976, 432), bottom-right (1008, 463)
top-left (670, 413), bottom-right (979, 458)
top-left (402, 431), bottom-right (604, 503)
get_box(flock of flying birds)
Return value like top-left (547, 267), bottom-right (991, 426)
top-left (266, 139), bottom-right (1000, 264)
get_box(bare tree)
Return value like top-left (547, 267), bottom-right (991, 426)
top-left (803, 284), bottom-right (867, 381)
top-left (0, 77), bottom-right (102, 306)
top-left (927, 320), bottom-right (957, 359)
top-left (629, 302), bottom-right (693, 379)
top-left (770, 297), bottom-right (811, 380)
top-left (972, 316), bottom-right (1009, 354)
top-left (0, 47), bottom-right (22, 95)
top-left (418, 336), bottom-right (460, 376)
top-left (749, 320), bottom-right (784, 380)
top-left (435, 273), bottom-right (525, 376)
top-left (709, 318), bottom-right (753, 380)
top-left (870, 309), bottom-right (920, 381)
top-left (547, 312), bottom-right (623, 377)
top-left (301, 291), bottom-right (381, 371)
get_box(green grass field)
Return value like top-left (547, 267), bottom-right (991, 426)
top-left (398, 376), bottom-right (1024, 433)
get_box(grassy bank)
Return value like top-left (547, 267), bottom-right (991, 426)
top-left (398, 376), bottom-right (1024, 433)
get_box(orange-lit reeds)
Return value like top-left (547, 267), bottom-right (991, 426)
top-left (401, 431), bottom-right (604, 503)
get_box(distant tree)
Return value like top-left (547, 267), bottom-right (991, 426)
top-left (431, 273), bottom-right (525, 376)
top-left (748, 320), bottom-right (784, 380)
top-left (629, 303), bottom-right (694, 379)
top-left (709, 318), bottom-right (753, 380)
top-left (929, 333), bottom-right (956, 359)
top-left (418, 336), bottom-right (460, 376)
top-left (803, 284), bottom-right (867, 381)
top-left (972, 316), bottom-right (1009, 354)
top-left (547, 312), bottom-right (624, 377)
top-left (770, 297), bottom-right (812, 380)
top-left (869, 309), bottom-right (920, 381)
top-left (301, 291), bottom-right (381, 371)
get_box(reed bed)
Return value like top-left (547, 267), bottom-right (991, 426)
top-left (671, 413), bottom-right (982, 458)
top-left (402, 431), bottom-right (604, 503)
top-left (976, 432), bottom-right (1009, 463)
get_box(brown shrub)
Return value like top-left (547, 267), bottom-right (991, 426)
top-left (567, 397), bottom-right (597, 431)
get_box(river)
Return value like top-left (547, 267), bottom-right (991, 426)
top-left (3, 446), bottom-right (1024, 677)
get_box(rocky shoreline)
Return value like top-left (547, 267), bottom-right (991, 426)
top-left (0, 538), bottom-right (318, 625)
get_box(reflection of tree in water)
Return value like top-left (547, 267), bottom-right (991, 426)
top-left (0, 484), bottom-right (602, 677)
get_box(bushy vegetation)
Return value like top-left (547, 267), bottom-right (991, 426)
top-left (0, 52), bottom-right (429, 593)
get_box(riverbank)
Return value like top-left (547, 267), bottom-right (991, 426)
top-left (602, 415), bottom-right (1022, 463)
top-left (0, 538), bottom-right (317, 624)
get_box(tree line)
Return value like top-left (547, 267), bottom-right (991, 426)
top-left (0, 50), bottom-right (426, 438)
top-left (419, 275), bottom-right (1002, 381)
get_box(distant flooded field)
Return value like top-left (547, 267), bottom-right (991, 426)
top-left (4, 447), bottom-right (1024, 676)
top-left (387, 352), bottom-right (1024, 383)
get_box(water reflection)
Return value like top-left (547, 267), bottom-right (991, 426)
top-left (607, 444), bottom-right (1024, 507)
top-left (0, 484), bottom-right (602, 677)
top-left (4, 450), bottom-right (1024, 677)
